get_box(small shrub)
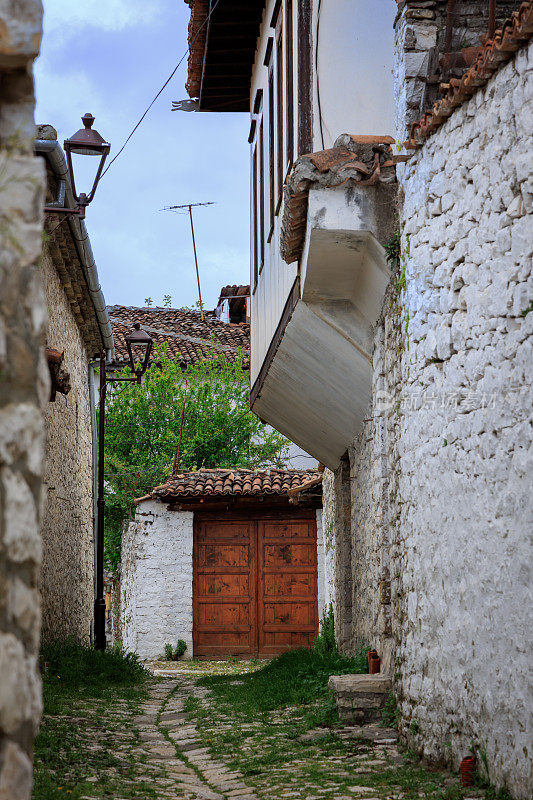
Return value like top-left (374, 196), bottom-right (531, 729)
top-left (175, 639), bottom-right (187, 658)
top-left (313, 603), bottom-right (336, 655)
top-left (164, 640), bottom-right (187, 661)
top-left (410, 719), bottom-right (420, 734)
top-left (164, 643), bottom-right (174, 661)
top-left (381, 690), bottom-right (399, 728)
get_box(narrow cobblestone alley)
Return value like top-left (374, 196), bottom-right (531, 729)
top-left (34, 660), bottom-right (480, 800)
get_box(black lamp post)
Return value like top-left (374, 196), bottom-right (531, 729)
top-left (44, 113), bottom-right (110, 220)
top-left (94, 324), bottom-right (153, 651)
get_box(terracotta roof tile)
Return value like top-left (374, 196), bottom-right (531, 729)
top-left (280, 135), bottom-right (398, 265)
top-left (184, 0), bottom-right (209, 99)
top-left (149, 468), bottom-right (322, 501)
top-left (405, 1), bottom-right (533, 149)
top-left (107, 305), bottom-right (249, 368)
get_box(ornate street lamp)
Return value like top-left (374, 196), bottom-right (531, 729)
top-left (125, 323), bottom-right (154, 382)
top-left (94, 324), bottom-right (153, 651)
top-left (44, 113), bottom-right (110, 220)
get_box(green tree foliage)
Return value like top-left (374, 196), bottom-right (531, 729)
top-left (103, 345), bottom-right (290, 571)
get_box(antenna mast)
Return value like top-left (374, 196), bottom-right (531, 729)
top-left (161, 201), bottom-right (215, 321)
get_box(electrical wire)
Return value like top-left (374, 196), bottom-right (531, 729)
top-left (315, 0), bottom-right (325, 149)
top-left (100, 0), bottom-right (223, 180)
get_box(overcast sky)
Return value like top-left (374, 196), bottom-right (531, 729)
top-left (35, 0), bottom-right (250, 311)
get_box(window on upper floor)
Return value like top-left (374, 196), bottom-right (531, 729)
top-left (250, 0), bottom-right (312, 290)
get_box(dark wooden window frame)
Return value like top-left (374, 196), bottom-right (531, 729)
top-left (251, 140), bottom-right (258, 293)
top-left (275, 15), bottom-right (284, 216)
top-left (297, 0), bottom-right (312, 156)
top-left (259, 117), bottom-right (265, 274)
top-left (267, 47), bottom-right (275, 243)
top-left (285, 0), bottom-right (294, 172)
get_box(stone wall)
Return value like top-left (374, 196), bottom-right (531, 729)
top-left (0, 2), bottom-right (46, 797)
top-left (40, 253), bottom-right (94, 643)
top-left (327, 25), bottom-right (532, 800)
top-left (392, 39), bottom-right (533, 799)
top-left (121, 501), bottom-right (194, 660)
top-left (393, 0), bottom-right (518, 141)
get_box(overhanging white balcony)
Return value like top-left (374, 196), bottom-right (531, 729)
top-left (251, 136), bottom-right (398, 469)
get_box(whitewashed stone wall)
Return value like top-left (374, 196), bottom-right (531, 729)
top-left (0, 2), bottom-right (46, 797)
top-left (121, 502), bottom-right (194, 660)
top-left (316, 509), bottom-right (332, 624)
top-left (392, 40), bottom-right (533, 799)
top-left (325, 29), bottom-right (531, 800)
top-left (41, 254), bottom-right (94, 643)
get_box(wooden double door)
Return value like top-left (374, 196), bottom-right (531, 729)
top-left (193, 512), bottom-right (318, 658)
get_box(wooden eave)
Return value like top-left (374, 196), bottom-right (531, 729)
top-left (165, 495), bottom-right (322, 512)
top-left (197, 0), bottom-right (265, 112)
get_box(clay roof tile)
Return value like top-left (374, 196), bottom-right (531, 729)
top-left (148, 468), bottom-right (322, 502)
top-left (405, 1), bottom-right (533, 149)
top-left (107, 304), bottom-right (250, 369)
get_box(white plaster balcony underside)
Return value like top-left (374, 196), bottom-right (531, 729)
top-left (253, 186), bottom-right (392, 469)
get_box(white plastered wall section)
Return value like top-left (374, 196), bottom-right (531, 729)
top-left (121, 501), bottom-right (194, 660)
top-left (311, 0), bottom-right (396, 149)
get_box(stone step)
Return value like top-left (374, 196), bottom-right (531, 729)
top-left (328, 674), bottom-right (392, 725)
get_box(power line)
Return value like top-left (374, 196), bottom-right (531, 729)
top-left (100, 0), bottom-right (223, 180)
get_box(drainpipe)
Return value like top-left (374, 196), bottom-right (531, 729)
top-left (88, 362), bottom-right (99, 639)
top-left (34, 138), bottom-right (114, 360)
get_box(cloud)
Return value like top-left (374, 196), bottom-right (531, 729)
top-left (42, 0), bottom-right (163, 40)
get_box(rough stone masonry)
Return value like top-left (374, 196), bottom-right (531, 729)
top-left (326, 24), bottom-right (532, 800)
top-left (0, 1), bottom-right (47, 798)
top-left (394, 37), bottom-right (533, 798)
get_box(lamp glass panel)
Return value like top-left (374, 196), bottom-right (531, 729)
top-left (68, 152), bottom-right (103, 196)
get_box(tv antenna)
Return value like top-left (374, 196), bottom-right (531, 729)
top-left (161, 201), bottom-right (215, 321)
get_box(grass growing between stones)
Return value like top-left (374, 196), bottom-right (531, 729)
top-left (185, 647), bottom-right (477, 800)
top-left (33, 641), bottom-right (156, 800)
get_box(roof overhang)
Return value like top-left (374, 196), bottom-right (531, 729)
top-left (35, 128), bottom-right (114, 359)
top-left (185, 0), bottom-right (265, 111)
top-left (251, 144), bottom-right (397, 469)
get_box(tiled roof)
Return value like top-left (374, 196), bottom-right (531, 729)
top-left (280, 135), bottom-right (399, 265)
top-left (107, 305), bottom-right (250, 368)
top-left (149, 468), bottom-right (322, 502)
top-left (405, 1), bottom-right (533, 149)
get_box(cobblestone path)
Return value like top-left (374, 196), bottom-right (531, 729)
top-left (133, 676), bottom-right (260, 800)
top-left (147, 663), bottom-right (473, 800)
top-left (34, 661), bottom-right (476, 800)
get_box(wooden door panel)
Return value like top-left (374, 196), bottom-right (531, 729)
top-left (263, 543), bottom-right (316, 567)
top-left (197, 543), bottom-right (250, 568)
top-left (262, 630), bottom-right (314, 649)
top-left (193, 519), bottom-right (257, 657)
top-left (197, 574), bottom-right (250, 598)
top-left (263, 602), bottom-right (316, 626)
top-left (258, 519), bottom-right (318, 656)
top-left (263, 573), bottom-right (314, 598)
